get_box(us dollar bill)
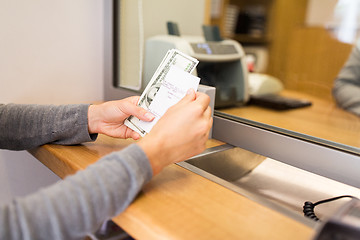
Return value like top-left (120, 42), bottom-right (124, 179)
top-left (124, 49), bottom-right (199, 136)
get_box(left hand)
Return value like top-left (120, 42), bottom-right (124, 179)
top-left (87, 97), bottom-right (154, 140)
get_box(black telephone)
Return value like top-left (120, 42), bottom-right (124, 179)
top-left (313, 198), bottom-right (360, 240)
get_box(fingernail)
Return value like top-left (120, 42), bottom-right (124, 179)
top-left (145, 112), bottom-right (155, 121)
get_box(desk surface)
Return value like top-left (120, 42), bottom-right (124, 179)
top-left (220, 90), bottom-right (360, 149)
top-left (29, 135), bottom-right (313, 239)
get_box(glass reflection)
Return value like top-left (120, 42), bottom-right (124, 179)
top-left (212, 0), bottom-right (360, 151)
top-left (113, 0), bottom-right (360, 153)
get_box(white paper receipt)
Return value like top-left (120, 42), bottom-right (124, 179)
top-left (138, 65), bottom-right (200, 133)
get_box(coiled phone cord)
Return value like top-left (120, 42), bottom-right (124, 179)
top-left (303, 195), bottom-right (358, 221)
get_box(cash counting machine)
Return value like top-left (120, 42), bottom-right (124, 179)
top-left (143, 34), bottom-right (249, 108)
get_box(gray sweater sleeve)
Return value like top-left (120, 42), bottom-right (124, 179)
top-left (333, 44), bottom-right (360, 116)
top-left (0, 103), bottom-right (97, 150)
top-left (0, 103), bottom-right (154, 239)
top-left (0, 144), bottom-right (153, 240)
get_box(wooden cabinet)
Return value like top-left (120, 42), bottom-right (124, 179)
top-left (210, 0), bottom-right (308, 79)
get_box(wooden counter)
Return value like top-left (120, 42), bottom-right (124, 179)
top-left (220, 90), bottom-right (360, 149)
top-left (29, 134), bottom-right (313, 239)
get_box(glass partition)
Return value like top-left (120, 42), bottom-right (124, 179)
top-left (109, 0), bottom-right (360, 159)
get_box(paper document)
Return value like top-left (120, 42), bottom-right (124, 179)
top-left (124, 49), bottom-right (200, 136)
top-left (138, 66), bottom-right (200, 133)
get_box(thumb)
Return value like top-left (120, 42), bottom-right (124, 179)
top-left (120, 101), bottom-right (155, 122)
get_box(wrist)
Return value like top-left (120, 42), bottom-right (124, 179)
top-left (87, 104), bottom-right (100, 134)
top-left (137, 136), bottom-right (166, 175)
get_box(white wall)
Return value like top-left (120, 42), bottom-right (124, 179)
top-left (0, 0), bottom-right (104, 204)
top-left (116, 0), bottom-right (207, 90)
top-left (0, 0), bottom-right (104, 104)
top-left (306, 0), bottom-right (360, 44)
top-left (305, 0), bottom-right (338, 26)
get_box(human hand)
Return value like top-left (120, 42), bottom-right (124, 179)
top-left (87, 97), bottom-right (154, 140)
top-left (137, 89), bottom-right (213, 175)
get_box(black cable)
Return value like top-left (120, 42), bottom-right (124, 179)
top-left (303, 195), bottom-right (358, 221)
top-left (303, 201), bottom-right (320, 221)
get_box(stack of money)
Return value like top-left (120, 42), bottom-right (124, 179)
top-left (125, 49), bottom-right (199, 136)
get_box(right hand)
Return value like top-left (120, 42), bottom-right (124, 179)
top-left (137, 89), bottom-right (213, 175)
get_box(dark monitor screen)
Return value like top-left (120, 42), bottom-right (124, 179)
top-left (190, 43), bottom-right (238, 55)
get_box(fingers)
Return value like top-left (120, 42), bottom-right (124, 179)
top-left (204, 106), bottom-right (212, 121)
top-left (122, 126), bottom-right (141, 140)
top-left (177, 90), bottom-right (210, 112)
top-left (201, 106), bottom-right (213, 138)
top-left (131, 131), bottom-right (141, 140)
top-left (195, 92), bottom-right (211, 110)
top-left (118, 99), bottom-right (155, 122)
top-left (180, 88), bottom-right (196, 104)
top-left (206, 109), bottom-right (213, 132)
top-left (126, 96), bottom-right (140, 105)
